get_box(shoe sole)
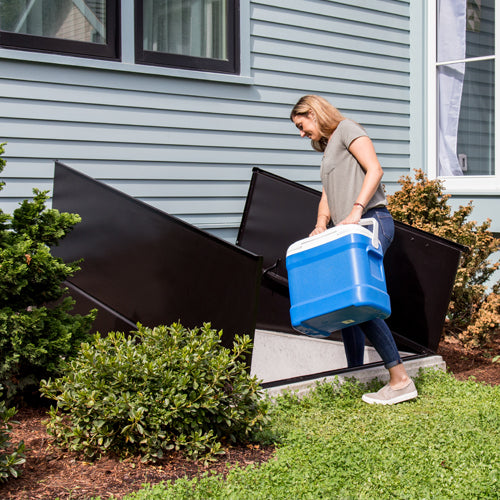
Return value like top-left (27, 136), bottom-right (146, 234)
top-left (362, 390), bottom-right (418, 405)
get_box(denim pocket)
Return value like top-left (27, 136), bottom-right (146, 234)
top-left (363, 209), bottom-right (394, 255)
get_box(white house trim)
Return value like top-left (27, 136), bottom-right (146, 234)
top-left (426, 0), bottom-right (499, 194)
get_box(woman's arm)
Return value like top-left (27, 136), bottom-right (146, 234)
top-left (338, 135), bottom-right (384, 225)
top-left (309, 188), bottom-right (331, 236)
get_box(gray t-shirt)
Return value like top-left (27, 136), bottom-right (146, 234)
top-left (320, 118), bottom-right (387, 225)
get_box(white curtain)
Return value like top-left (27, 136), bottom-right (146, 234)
top-left (142, 0), bottom-right (226, 59)
top-left (438, 0), bottom-right (467, 176)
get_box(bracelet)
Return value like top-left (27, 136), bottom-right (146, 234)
top-left (353, 202), bottom-right (365, 209)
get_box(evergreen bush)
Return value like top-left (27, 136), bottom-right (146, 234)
top-left (0, 386), bottom-right (25, 482)
top-left (0, 144), bottom-right (96, 401)
top-left (40, 322), bottom-right (270, 461)
top-left (387, 169), bottom-right (500, 347)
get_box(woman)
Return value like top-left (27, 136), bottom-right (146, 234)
top-left (290, 95), bottom-right (417, 405)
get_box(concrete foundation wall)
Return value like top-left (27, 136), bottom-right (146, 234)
top-left (250, 329), bottom-right (446, 397)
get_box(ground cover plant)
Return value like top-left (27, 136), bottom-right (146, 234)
top-left (118, 369), bottom-right (499, 500)
top-left (387, 169), bottom-right (500, 349)
top-left (0, 143), bottom-right (96, 403)
top-left (40, 323), bottom-right (270, 462)
top-left (1, 355), bottom-right (498, 499)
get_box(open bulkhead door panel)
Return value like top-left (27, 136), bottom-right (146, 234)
top-left (237, 168), bottom-right (466, 368)
top-left (51, 162), bottom-right (263, 355)
top-left (51, 162), bottom-right (465, 386)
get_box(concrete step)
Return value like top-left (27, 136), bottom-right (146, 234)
top-left (250, 329), bottom-right (445, 398)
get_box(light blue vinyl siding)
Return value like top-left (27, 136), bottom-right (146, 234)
top-left (0, 0), bottom-right (411, 241)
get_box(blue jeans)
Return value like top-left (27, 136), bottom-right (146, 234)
top-left (341, 206), bottom-right (402, 369)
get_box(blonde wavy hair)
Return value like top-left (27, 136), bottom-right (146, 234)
top-left (290, 95), bottom-right (345, 152)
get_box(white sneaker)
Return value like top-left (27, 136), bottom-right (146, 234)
top-left (362, 380), bottom-right (418, 405)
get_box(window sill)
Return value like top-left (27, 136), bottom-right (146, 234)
top-left (441, 176), bottom-right (500, 195)
top-left (0, 48), bottom-right (254, 85)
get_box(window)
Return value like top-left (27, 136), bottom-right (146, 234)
top-left (135, 0), bottom-right (240, 74)
top-left (0, 0), bottom-right (119, 60)
top-left (0, 1), bottom-right (243, 76)
top-left (431, 0), bottom-right (498, 190)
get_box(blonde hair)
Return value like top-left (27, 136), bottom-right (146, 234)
top-left (290, 95), bottom-right (345, 152)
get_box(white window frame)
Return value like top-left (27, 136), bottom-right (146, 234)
top-left (427, 0), bottom-right (499, 194)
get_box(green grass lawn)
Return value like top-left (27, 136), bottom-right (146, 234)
top-left (118, 369), bottom-right (499, 499)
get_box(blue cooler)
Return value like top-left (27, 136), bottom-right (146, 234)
top-left (286, 219), bottom-right (391, 338)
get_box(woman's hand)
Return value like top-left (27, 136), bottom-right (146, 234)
top-left (309, 225), bottom-right (327, 237)
top-left (338, 204), bottom-right (364, 225)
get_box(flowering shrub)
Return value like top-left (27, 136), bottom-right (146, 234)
top-left (388, 169), bottom-right (499, 347)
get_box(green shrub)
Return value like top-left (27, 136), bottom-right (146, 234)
top-left (388, 169), bottom-right (500, 347)
top-left (0, 143), bottom-right (96, 401)
top-left (40, 322), bottom-right (270, 461)
top-left (0, 386), bottom-right (25, 482)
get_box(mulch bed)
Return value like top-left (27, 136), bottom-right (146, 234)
top-left (1, 412), bottom-right (274, 500)
top-left (1, 336), bottom-right (499, 500)
top-left (437, 335), bottom-right (500, 385)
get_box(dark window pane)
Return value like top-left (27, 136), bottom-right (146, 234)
top-left (466, 0), bottom-right (494, 59)
top-left (457, 59), bottom-right (495, 175)
top-left (0, 0), bottom-right (118, 59)
top-left (0, 0), bottom-right (107, 44)
top-left (136, 0), bottom-right (239, 74)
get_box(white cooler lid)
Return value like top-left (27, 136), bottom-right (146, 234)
top-left (286, 224), bottom-right (375, 257)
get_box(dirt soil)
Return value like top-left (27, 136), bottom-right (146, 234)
top-left (1, 337), bottom-right (499, 500)
top-left (436, 335), bottom-right (500, 385)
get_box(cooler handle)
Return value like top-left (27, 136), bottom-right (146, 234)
top-left (358, 218), bottom-right (380, 249)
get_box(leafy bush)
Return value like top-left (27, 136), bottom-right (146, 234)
top-left (0, 386), bottom-right (25, 482)
top-left (40, 322), bottom-right (270, 461)
top-left (0, 143), bottom-right (96, 401)
top-left (387, 169), bottom-right (500, 347)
